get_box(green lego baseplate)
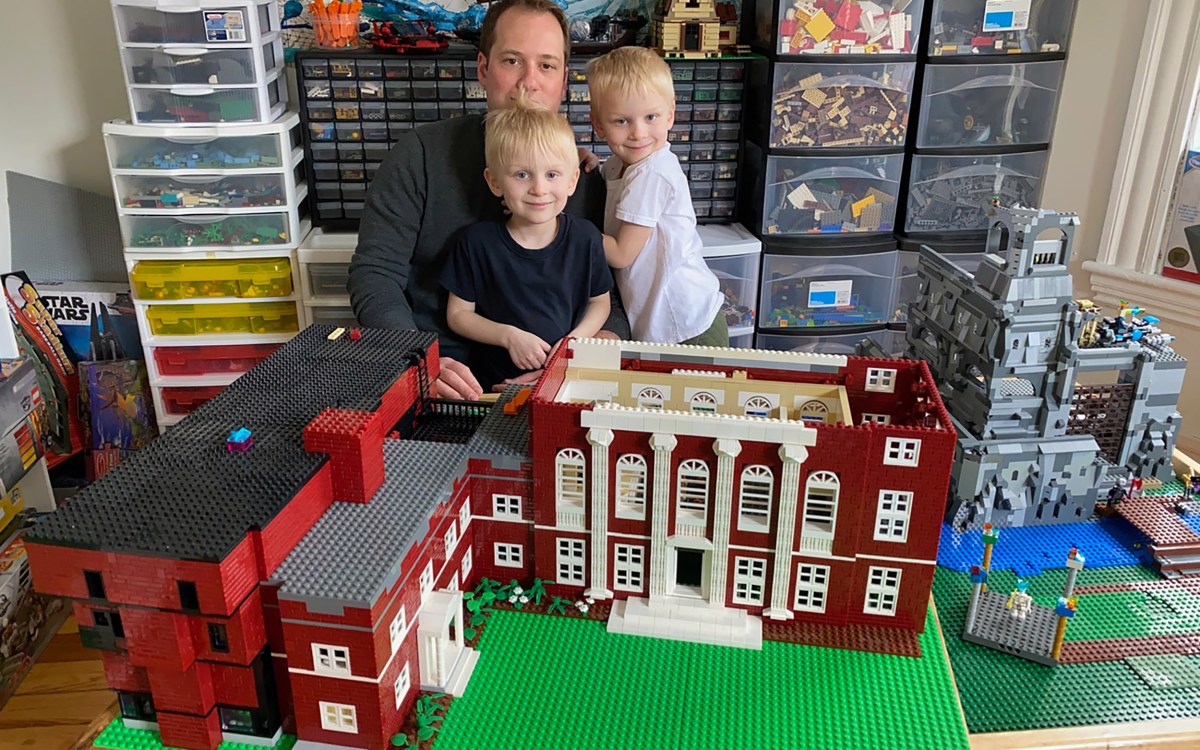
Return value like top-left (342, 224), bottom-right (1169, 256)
top-left (934, 565), bottom-right (1200, 733)
top-left (93, 718), bottom-right (297, 750)
top-left (434, 607), bottom-right (969, 750)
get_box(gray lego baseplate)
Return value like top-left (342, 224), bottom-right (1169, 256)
top-left (962, 589), bottom-right (1059, 666)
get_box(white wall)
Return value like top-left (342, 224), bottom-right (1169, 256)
top-left (0, 0), bottom-right (127, 270)
top-left (1043, 0), bottom-right (1148, 288)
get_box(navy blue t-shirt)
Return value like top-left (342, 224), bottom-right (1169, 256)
top-left (440, 214), bottom-right (614, 388)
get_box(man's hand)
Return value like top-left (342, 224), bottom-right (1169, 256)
top-left (436, 357), bottom-right (483, 400)
top-left (504, 327), bottom-right (551, 370)
top-left (493, 368), bottom-right (543, 392)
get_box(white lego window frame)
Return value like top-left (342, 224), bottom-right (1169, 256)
top-left (419, 562), bottom-right (434, 600)
top-left (615, 454), bottom-right (648, 519)
top-left (743, 394), bottom-right (774, 417)
top-left (873, 490), bottom-right (913, 542)
top-left (495, 543), bottom-right (523, 568)
top-left (312, 644), bottom-right (351, 676)
top-left (614, 544), bottom-right (644, 592)
top-left (732, 557), bottom-right (766, 605)
top-left (388, 606), bottom-right (407, 654)
top-left (794, 564), bottom-right (830, 613)
top-left (688, 390), bottom-right (718, 412)
top-left (635, 385), bottom-right (666, 409)
top-left (798, 399), bottom-right (829, 424)
top-left (861, 413), bottom-right (891, 425)
top-left (556, 538), bottom-right (586, 585)
top-left (555, 448), bottom-right (586, 512)
top-left (444, 522), bottom-right (457, 553)
top-left (864, 566), bottom-right (902, 616)
top-left (461, 547), bottom-right (473, 582)
top-left (492, 494), bottom-right (522, 519)
top-left (883, 438), bottom-right (921, 467)
top-left (676, 458), bottom-right (710, 526)
top-left (459, 498), bottom-right (471, 530)
top-left (865, 368), bottom-right (896, 393)
top-left (320, 701), bottom-right (358, 733)
top-left (737, 464), bottom-right (773, 532)
top-left (394, 664), bottom-right (411, 710)
top-left (800, 471), bottom-right (839, 552)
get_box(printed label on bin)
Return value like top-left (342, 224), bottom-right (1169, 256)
top-left (982, 0), bottom-right (1031, 31)
top-left (808, 280), bottom-right (853, 309)
top-left (205, 11), bottom-right (247, 42)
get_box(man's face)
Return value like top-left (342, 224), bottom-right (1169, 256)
top-left (477, 9), bottom-right (567, 111)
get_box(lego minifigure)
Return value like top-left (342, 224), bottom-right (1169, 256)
top-left (1006, 579), bottom-right (1033, 621)
top-left (1106, 476), bottom-right (1129, 507)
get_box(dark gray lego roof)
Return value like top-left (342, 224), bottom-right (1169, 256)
top-left (26, 327), bottom-right (436, 562)
top-left (272, 439), bottom-right (469, 605)
top-left (466, 385), bottom-right (530, 460)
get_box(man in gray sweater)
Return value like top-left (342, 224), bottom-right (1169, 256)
top-left (348, 0), bottom-right (627, 399)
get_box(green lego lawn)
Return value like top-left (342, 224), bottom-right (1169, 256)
top-left (933, 565), bottom-right (1200, 734)
top-left (434, 608), bottom-right (970, 750)
top-left (93, 717), bottom-right (297, 750)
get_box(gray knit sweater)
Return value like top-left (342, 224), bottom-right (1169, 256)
top-left (348, 114), bottom-right (624, 362)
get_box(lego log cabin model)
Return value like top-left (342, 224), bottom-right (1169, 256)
top-left (24, 325), bottom-right (957, 750)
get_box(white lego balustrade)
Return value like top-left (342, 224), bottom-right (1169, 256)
top-left (566, 338), bottom-right (849, 372)
top-left (580, 404), bottom-right (821, 446)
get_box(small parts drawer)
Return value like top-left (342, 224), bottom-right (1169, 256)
top-left (145, 301), bottom-right (300, 336)
top-left (130, 258), bottom-right (293, 300)
top-left (124, 213), bottom-right (293, 249)
top-left (153, 342), bottom-right (280, 376)
top-left (159, 384), bottom-right (227, 415)
top-left (116, 174), bottom-right (288, 210)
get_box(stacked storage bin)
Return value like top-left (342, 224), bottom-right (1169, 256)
top-left (294, 49), bottom-right (748, 229)
top-left (748, 0), bottom-right (923, 356)
top-left (105, 0), bottom-right (308, 427)
top-left (897, 0), bottom-right (1076, 324)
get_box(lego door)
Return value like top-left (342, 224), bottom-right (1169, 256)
top-left (684, 24), bottom-right (701, 52)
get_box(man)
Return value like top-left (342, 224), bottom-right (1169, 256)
top-left (348, 0), bottom-right (627, 399)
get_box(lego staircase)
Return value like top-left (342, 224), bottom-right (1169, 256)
top-left (1115, 496), bottom-right (1200, 577)
top-left (607, 596), bottom-right (764, 650)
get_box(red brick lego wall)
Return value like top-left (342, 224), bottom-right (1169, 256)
top-left (290, 672), bottom-right (387, 749)
top-left (255, 467), bottom-right (335, 578)
top-left (157, 708), bottom-right (222, 750)
top-left (102, 650), bottom-right (150, 693)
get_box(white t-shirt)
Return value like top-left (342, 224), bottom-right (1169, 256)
top-left (601, 146), bottom-right (723, 343)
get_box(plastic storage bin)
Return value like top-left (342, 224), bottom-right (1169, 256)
top-left (115, 173), bottom-right (294, 211)
top-left (305, 305), bottom-right (358, 327)
top-left (152, 342), bottom-right (281, 376)
top-left (757, 327), bottom-right (904, 357)
top-left (145, 301), bottom-right (300, 336)
top-left (759, 247), bottom-right (899, 329)
top-left (905, 151), bottom-right (1047, 233)
top-left (121, 41), bottom-right (281, 86)
top-left (760, 0), bottom-right (923, 55)
top-left (916, 61), bottom-right (1065, 147)
top-left (298, 228), bottom-right (354, 301)
top-left (130, 258), bottom-right (293, 300)
top-left (928, 0), bottom-right (1076, 56)
top-left (121, 204), bottom-right (306, 250)
top-left (113, 1), bottom-right (278, 46)
top-left (158, 384), bottom-right (226, 415)
top-left (128, 75), bottom-right (285, 125)
top-left (769, 62), bottom-right (915, 149)
top-left (761, 153), bottom-right (903, 235)
top-left (698, 223), bottom-right (761, 341)
top-left (103, 113), bottom-right (301, 172)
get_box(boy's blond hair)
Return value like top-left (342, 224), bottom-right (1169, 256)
top-left (484, 96), bottom-right (578, 171)
top-left (586, 46), bottom-right (675, 108)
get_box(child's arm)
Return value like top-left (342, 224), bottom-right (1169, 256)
top-left (602, 220), bottom-right (654, 269)
top-left (565, 293), bottom-right (612, 340)
top-left (445, 293), bottom-right (551, 371)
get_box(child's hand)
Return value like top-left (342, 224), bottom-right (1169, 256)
top-left (504, 327), bottom-right (551, 370)
top-left (578, 146), bottom-right (600, 173)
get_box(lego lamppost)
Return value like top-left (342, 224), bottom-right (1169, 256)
top-left (1051, 548), bottom-right (1086, 661)
top-left (981, 523), bottom-right (998, 592)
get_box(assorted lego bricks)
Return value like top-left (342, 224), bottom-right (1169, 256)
top-left (915, 61), bottom-right (1065, 148)
top-left (768, 62), bottom-right (914, 149)
top-left (768, 0), bottom-right (923, 55)
top-left (112, 0), bottom-right (288, 126)
top-left (762, 152), bottom-right (904, 235)
top-left (904, 150), bottom-right (1047, 233)
top-left (758, 243), bottom-right (900, 329)
top-left (296, 51), bottom-right (747, 228)
top-left (927, 0), bottom-right (1077, 56)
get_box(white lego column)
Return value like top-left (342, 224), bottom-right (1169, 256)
top-left (586, 427), bottom-right (614, 600)
top-left (766, 443), bottom-right (809, 620)
top-left (648, 433), bottom-right (677, 600)
top-left (708, 438), bottom-right (741, 608)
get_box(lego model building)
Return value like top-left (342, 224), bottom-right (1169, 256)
top-left (23, 327), bottom-right (954, 750)
top-left (902, 206), bottom-right (1186, 529)
top-left (651, 0), bottom-right (724, 58)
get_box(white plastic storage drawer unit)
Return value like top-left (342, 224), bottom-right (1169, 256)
top-left (113, 0), bottom-right (287, 125)
top-left (698, 223), bottom-right (760, 345)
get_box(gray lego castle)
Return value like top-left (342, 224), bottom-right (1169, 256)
top-left (899, 206), bottom-right (1186, 528)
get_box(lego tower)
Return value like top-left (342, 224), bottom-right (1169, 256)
top-left (906, 206), bottom-right (1185, 528)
